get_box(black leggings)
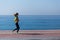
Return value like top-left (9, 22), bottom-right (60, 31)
top-left (13, 22), bottom-right (20, 33)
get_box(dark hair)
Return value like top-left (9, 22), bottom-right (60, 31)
top-left (16, 12), bottom-right (19, 15)
top-left (14, 12), bottom-right (19, 16)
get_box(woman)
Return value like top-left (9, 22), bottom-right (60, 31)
top-left (13, 13), bottom-right (20, 34)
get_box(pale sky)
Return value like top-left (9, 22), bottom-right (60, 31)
top-left (0, 0), bottom-right (60, 15)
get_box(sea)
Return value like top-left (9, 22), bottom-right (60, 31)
top-left (0, 15), bottom-right (60, 30)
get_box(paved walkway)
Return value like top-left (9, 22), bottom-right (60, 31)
top-left (0, 30), bottom-right (60, 40)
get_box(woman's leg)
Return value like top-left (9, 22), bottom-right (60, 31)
top-left (16, 22), bottom-right (20, 33)
top-left (12, 23), bottom-right (17, 32)
top-left (17, 27), bottom-right (20, 33)
top-left (13, 28), bottom-right (17, 31)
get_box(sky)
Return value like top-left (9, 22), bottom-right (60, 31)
top-left (0, 0), bottom-right (60, 15)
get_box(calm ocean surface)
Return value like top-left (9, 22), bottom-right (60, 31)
top-left (0, 15), bottom-right (60, 30)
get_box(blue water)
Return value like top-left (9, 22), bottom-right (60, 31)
top-left (0, 15), bottom-right (60, 30)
